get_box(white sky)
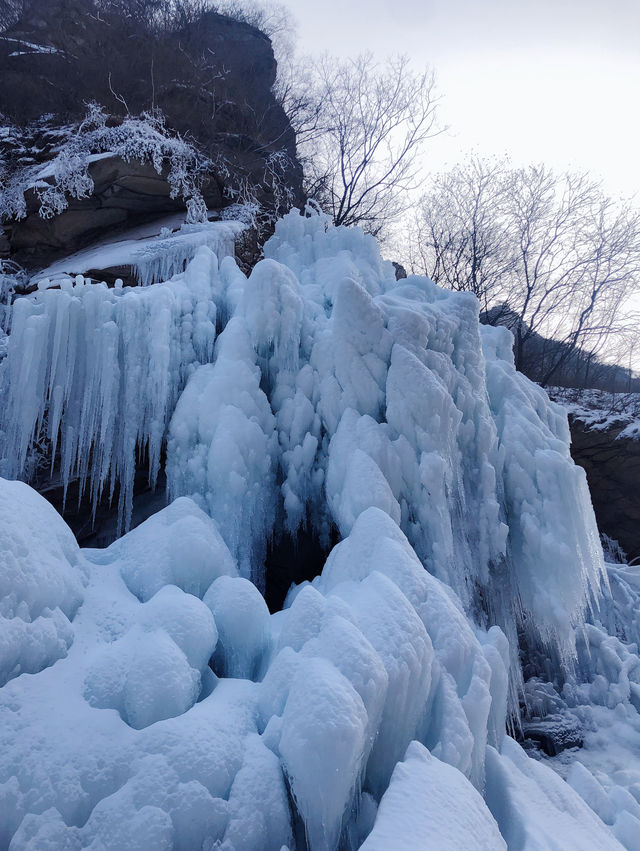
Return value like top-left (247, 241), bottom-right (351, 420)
top-left (281, 0), bottom-right (640, 199)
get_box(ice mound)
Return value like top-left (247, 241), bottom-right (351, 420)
top-left (0, 478), bottom-right (85, 685)
top-left (485, 737), bottom-right (625, 850)
top-left (0, 481), bottom-right (621, 849)
top-left (205, 576), bottom-right (270, 679)
top-left (567, 760), bottom-right (640, 849)
top-left (0, 490), bottom-right (286, 850)
top-left (83, 585), bottom-right (217, 729)
top-left (0, 210), bottom-right (628, 848)
top-left (88, 496), bottom-right (237, 602)
top-left (361, 741), bottom-right (506, 851)
top-left (84, 625), bottom-right (203, 729)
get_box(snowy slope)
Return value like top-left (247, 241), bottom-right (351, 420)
top-left (0, 209), bottom-right (636, 849)
top-left (549, 386), bottom-right (640, 441)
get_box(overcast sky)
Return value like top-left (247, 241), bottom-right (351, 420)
top-left (280, 0), bottom-right (640, 198)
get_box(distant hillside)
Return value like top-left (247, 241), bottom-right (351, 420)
top-left (483, 304), bottom-right (640, 393)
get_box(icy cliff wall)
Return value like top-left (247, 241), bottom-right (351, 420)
top-left (0, 210), bottom-right (620, 849)
top-left (0, 209), bottom-right (606, 661)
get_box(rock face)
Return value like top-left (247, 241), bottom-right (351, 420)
top-left (522, 714), bottom-right (584, 757)
top-left (5, 155), bottom-right (224, 267)
top-left (0, 0), bottom-right (303, 266)
top-left (569, 420), bottom-right (640, 562)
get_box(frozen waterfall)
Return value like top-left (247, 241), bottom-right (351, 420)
top-left (0, 209), bottom-right (635, 850)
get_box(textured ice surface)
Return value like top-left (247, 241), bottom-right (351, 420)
top-left (361, 741), bottom-right (506, 850)
top-left (93, 496), bottom-right (237, 603)
top-left (0, 244), bottom-right (224, 533)
top-left (32, 219), bottom-right (243, 288)
top-left (483, 324), bottom-right (606, 652)
top-left (204, 576), bottom-right (270, 680)
top-left (0, 210), bottom-right (628, 849)
top-left (0, 478), bottom-right (85, 686)
top-left (485, 737), bottom-right (625, 850)
top-left (166, 319), bottom-right (279, 588)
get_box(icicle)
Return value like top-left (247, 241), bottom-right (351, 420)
top-left (132, 222), bottom-right (241, 286)
top-left (0, 246), bottom-right (222, 533)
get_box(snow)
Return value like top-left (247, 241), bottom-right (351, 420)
top-left (83, 623), bottom-right (204, 730)
top-left (549, 386), bottom-right (640, 440)
top-left (361, 741), bottom-right (506, 851)
top-left (0, 478), bottom-right (85, 686)
top-left (32, 219), bottom-right (243, 288)
top-left (485, 737), bottom-right (625, 850)
top-left (91, 496), bottom-right (237, 603)
top-left (0, 486), bottom-right (281, 850)
top-left (34, 151), bottom-right (116, 182)
top-left (0, 208), bottom-right (631, 849)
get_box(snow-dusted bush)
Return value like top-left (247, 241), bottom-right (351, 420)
top-left (0, 104), bottom-right (211, 223)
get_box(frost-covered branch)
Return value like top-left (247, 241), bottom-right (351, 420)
top-left (0, 104), bottom-right (212, 224)
top-left (416, 157), bottom-right (640, 385)
top-left (297, 53), bottom-right (442, 239)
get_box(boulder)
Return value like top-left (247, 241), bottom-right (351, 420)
top-left (522, 713), bottom-right (583, 756)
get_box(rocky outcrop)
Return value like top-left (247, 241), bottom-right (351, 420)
top-left (0, 0), bottom-right (303, 267)
top-left (522, 714), bottom-right (584, 756)
top-left (5, 155), bottom-right (224, 267)
top-left (569, 419), bottom-right (640, 562)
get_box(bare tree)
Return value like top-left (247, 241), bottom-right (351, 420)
top-left (416, 158), bottom-right (640, 385)
top-left (212, 0), bottom-right (293, 41)
top-left (274, 56), bottom-right (324, 151)
top-left (300, 54), bottom-right (441, 238)
top-left (411, 157), bottom-right (516, 312)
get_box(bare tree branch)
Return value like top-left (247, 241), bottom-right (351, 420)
top-left (415, 157), bottom-right (640, 386)
top-left (295, 53), bottom-right (442, 239)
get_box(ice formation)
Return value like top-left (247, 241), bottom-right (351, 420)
top-left (361, 741), bottom-right (507, 850)
top-left (0, 238), bottom-right (227, 532)
top-left (0, 209), bottom-right (637, 849)
top-left (32, 219), bottom-right (244, 289)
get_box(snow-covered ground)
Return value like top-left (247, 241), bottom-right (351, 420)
top-left (1, 210), bottom-right (639, 849)
top-left (549, 386), bottom-right (640, 440)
